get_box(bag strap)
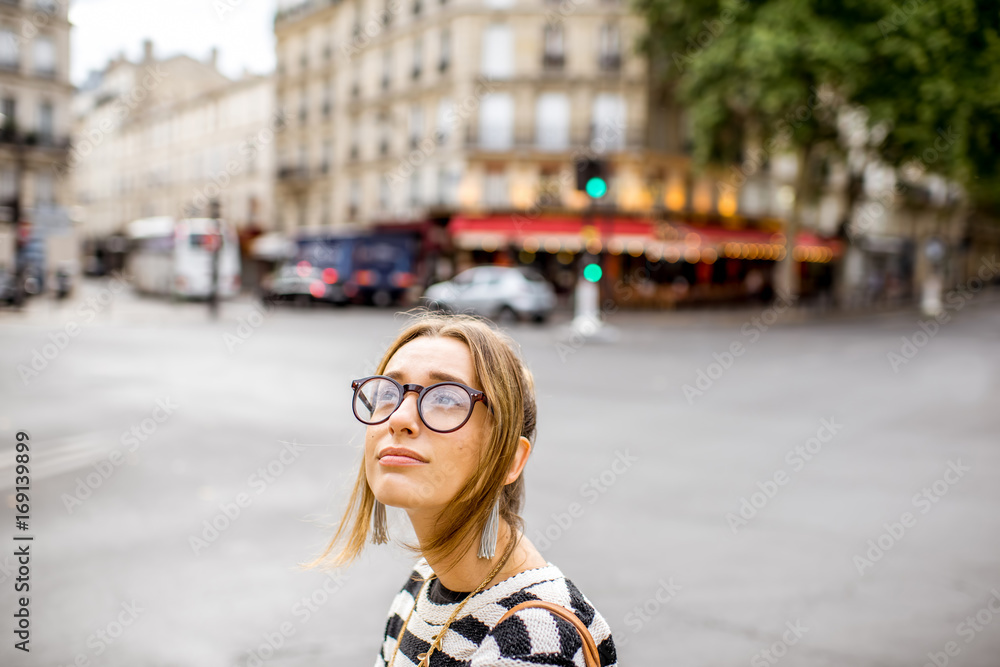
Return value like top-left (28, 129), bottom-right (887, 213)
top-left (497, 600), bottom-right (601, 667)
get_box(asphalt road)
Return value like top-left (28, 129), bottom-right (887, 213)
top-left (1, 278), bottom-right (998, 667)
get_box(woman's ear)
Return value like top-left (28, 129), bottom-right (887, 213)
top-left (505, 436), bottom-right (531, 484)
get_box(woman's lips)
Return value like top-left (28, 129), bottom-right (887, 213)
top-left (378, 455), bottom-right (428, 466)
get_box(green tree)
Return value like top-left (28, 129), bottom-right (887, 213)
top-left (633, 0), bottom-right (1000, 296)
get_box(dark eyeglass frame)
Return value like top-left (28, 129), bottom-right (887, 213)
top-left (350, 375), bottom-right (490, 433)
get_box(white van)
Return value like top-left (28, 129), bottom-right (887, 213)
top-left (126, 217), bottom-right (241, 299)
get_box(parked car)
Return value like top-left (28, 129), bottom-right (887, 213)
top-left (422, 265), bottom-right (556, 323)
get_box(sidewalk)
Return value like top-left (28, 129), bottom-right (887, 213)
top-left (4, 276), bottom-right (998, 331)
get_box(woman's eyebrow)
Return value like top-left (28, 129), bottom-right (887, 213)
top-left (384, 369), bottom-right (471, 386)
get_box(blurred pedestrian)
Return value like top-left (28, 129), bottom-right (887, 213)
top-left (304, 311), bottom-right (617, 666)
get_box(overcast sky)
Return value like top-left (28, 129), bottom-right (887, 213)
top-left (70, 0), bottom-right (279, 86)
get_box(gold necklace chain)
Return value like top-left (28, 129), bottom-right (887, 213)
top-left (388, 534), bottom-right (517, 667)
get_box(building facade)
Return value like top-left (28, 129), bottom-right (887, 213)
top-left (0, 0), bottom-right (73, 280)
top-left (71, 41), bottom-right (278, 246)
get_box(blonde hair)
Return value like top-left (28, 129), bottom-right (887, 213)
top-left (302, 309), bottom-right (537, 574)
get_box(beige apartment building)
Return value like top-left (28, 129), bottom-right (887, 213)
top-left (275, 0), bottom-right (956, 308)
top-left (0, 0), bottom-right (73, 275)
top-left (273, 0), bottom-right (690, 225)
top-left (71, 41), bottom-right (277, 242)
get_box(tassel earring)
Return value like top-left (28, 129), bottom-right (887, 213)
top-left (372, 500), bottom-right (389, 545)
top-left (478, 497), bottom-right (500, 559)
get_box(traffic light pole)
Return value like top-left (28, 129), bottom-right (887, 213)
top-left (567, 197), bottom-right (618, 342)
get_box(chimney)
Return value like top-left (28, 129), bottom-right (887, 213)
top-left (143, 39), bottom-right (153, 63)
top-left (209, 47), bottom-right (219, 70)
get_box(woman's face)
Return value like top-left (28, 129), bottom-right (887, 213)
top-left (364, 335), bottom-right (490, 517)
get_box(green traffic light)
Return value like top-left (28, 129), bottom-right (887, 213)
top-left (583, 263), bottom-right (603, 282)
top-left (585, 177), bottom-right (607, 199)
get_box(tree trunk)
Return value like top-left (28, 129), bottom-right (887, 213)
top-left (774, 144), bottom-right (812, 302)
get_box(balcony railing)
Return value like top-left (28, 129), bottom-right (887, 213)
top-left (465, 126), bottom-right (646, 152)
top-left (0, 127), bottom-right (69, 149)
top-left (542, 53), bottom-right (565, 71)
top-left (277, 166), bottom-right (309, 181)
top-left (599, 53), bottom-right (622, 72)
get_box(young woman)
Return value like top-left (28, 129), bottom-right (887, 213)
top-left (305, 311), bottom-right (618, 666)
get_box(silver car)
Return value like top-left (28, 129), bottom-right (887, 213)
top-left (422, 265), bottom-right (556, 323)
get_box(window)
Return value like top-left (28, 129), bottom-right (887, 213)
top-left (38, 101), bottom-right (53, 142)
top-left (481, 24), bottom-right (513, 79)
top-left (382, 49), bottom-right (392, 90)
top-left (1, 97), bottom-right (15, 131)
top-left (409, 104), bottom-right (424, 148)
top-left (34, 36), bottom-right (56, 76)
top-left (409, 168), bottom-right (422, 206)
top-left (484, 169), bottom-right (508, 207)
top-left (543, 24), bottom-right (564, 70)
top-left (348, 178), bottom-right (360, 218)
top-left (535, 93), bottom-right (569, 150)
top-left (485, 0), bottom-right (513, 7)
top-left (299, 92), bottom-right (308, 124)
top-left (479, 93), bottom-right (514, 150)
top-left (379, 177), bottom-right (391, 212)
top-left (322, 140), bottom-right (332, 173)
top-left (298, 144), bottom-right (308, 171)
top-left (35, 173), bottom-right (54, 206)
top-left (323, 82), bottom-right (333, 116)
top-left (412, 37), bottom-right (422, 80)
top-left (435, 98), bottom-right (452, 144)
top-left (0, 169), bottom-right (17, 200)
top-left (439, 29), bottom-right (451, 72)
top-left (599, 23), bottom-right (621, 70)
top-left (592, 94), bottom-right (625, 151)
top-left (0, 29), bottom-right (19, 70)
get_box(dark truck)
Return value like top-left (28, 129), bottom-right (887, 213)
top-left (261, 230), bottom-right (418, 307)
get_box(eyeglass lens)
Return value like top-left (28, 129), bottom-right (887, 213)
top-left (354, 377), bottom-right (474, 432)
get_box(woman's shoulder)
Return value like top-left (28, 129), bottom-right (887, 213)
top-left (471, 566), bottom-right (618, 667)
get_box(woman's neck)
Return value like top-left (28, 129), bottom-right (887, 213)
top-left (409, 514), bottom-right (535, 593)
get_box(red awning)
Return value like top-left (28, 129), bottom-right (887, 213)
top-left (447, 215), bottom-right (843, 260)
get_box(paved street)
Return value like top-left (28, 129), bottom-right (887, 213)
top-left (1, 277), bottom-right (999, 667)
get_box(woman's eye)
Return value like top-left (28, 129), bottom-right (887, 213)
top-left (429, 391), bottom-right (463, 407)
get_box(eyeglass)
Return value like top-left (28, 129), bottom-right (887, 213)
top-left (350, 375), bottom-right (489, 433)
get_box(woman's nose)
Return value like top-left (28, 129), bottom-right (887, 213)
top-left (388, 391), bottom-right (421, 434)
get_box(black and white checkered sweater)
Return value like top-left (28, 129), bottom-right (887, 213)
top-left (374, 558), bottom-right (618, 667)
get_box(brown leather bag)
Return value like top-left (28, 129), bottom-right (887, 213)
top-left (497, 600), bottom-right (601, 667)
